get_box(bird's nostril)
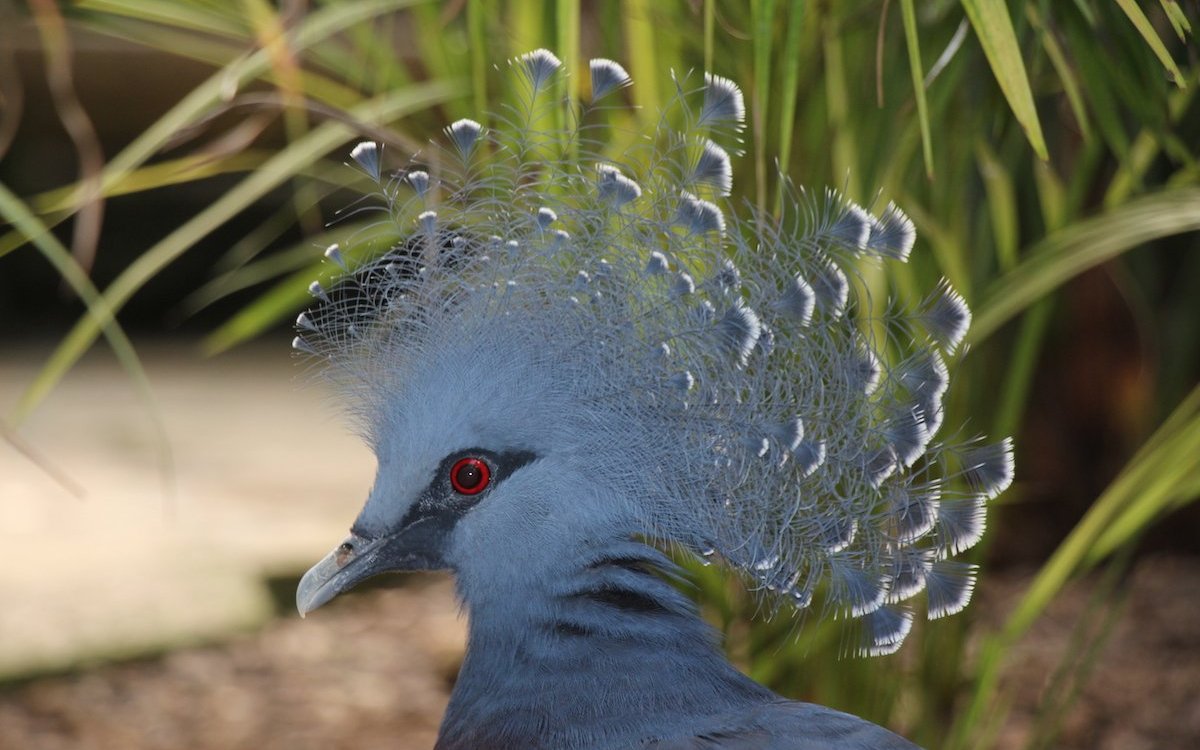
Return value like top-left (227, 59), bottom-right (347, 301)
top-left (335, 542), bottom-right (355, 567)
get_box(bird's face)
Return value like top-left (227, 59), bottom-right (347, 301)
top-left (297, 330), bottom-right (634, 615)
top-left (295, 442), bottom-right (542, 615)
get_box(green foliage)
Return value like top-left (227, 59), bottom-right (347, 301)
top-left (3, 1), bottom-right (1198, 747)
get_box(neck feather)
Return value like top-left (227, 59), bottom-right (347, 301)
top-left (437, 538), bottom-right (774, 750)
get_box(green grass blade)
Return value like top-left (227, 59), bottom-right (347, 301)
top-left (703, 0), bottom-right (714, 73)
top-left (202, 226), bottom-right (396, 352)
top-left (11, 80), bottom-right (458, 423)
top-left (1104, 79), bottom-right (1197, 207)
top-left (623, 0), bottom-right (661, 122)
top-left (506, 0), bottom-right (544, 53)
top-left (900, 0), bottom-right (933, 179)
top-left (0, 182), bottom-right (174, 497)
top-left (752, 0), bottom-right (778, 211)
top-left (556, 0), bottom-right (580, 158)
top-left (974, 139), bottom-right (1017, 269)
top-left (201, 264), bottom-right (330, 356)
top-left (467, 0), bottom-right (487, 120)
top-left (1114, 0), bottom-right (1186, 88)
top-left (961, 0), bottom-right (1049, 159)
top-left (775, 1), bottom-right (806, 185)
top-left (0, 153), bottom-right (270, 259)
top-left (0, 182), bottom-right (141, 418)
top-left (970, 187), bottom-right (1200, 344)
top-left (1160, 0), bottom-right (1193, 41)
top-left (1087, 386), bottom-right (1200, 561)
top-left (79, 0), bottom-right (247, 38)
top-left (1026, 5), bottom-right (1091, 141)
top-left (822, 15), bottom-right (858, 199)
top-left (958, 382), bottom-right (1200, 744)
top-left (1009, 387), bottom-right (1200, 638)
top-left (181, 212), bottom-right (362, 317)
top-left (77, 0), bottom-right (431, 198)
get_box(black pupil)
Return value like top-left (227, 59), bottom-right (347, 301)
top-left (456, 462), bottom-right (483, 490)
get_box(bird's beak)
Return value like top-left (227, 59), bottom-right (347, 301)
top-left (296, 517), bottom-right (449, 616)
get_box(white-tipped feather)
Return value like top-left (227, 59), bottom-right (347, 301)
top-left (515, 48), bottom-right (562, 92)
top-left (793, 438), bottom-right (827, 478)
top-left (891, 482), bottom-right (942, 543)
top-left (935, 497), bottom-right (988, 556)
top-left (885, 548), bottom-right (931, 603)
top-left (714, 258), bottom-right (742, 293)
top-left (960, 438), bottom-right (1016, 500)
top-left (766, 417), bottom-right (804, 452)
top-left (323, 243), bottom-right (346, 270)
top-left (925, 559), bottom-right (978, 619)
top-left (445, 118), bottom-right (483, 158)
top-left (645, 251), bottom-right (670, 275)
top-left (406, 169), bottom-right (429, 196)
top-left (676, 192), bottom-right (726, 235)
top-left (884, 406), bottom-right (931, 467)
top-left (776, 275), bottom-right (816, 325)
top-left (866, 202), bottom-right (916, 261)
top-left (671, 271), bottom-right (696, 297)
top-left (818, 516), bottom-right (858, 554)
top-left (589, 57), bottom-right (632, 100)
top-left (291, 335), bottom-right (315, 355)
top-left (700, 72), bottom-right (746, 126)
top-left (829, 201), bottom-right (872, 250)
top-left (349, 141), bottom-right (380, 180)
top-left (714, 303), bottom-right (761, 366)
top-left (811, 258), bottom-right (849, 316)
top-left (596, 163), bottom-right (643, 206)
top-left (828, 557), bottom-right (887, 618)
top-left (693, 139), bottom-right (734, 196)
top-left (923, 279), bottom-right (972, 353)
top-left (861, 605), bottom-right (914, 656)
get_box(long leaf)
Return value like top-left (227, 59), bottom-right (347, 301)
top-left (960, 0), bottom-right (1048, 159)
top-left (1114, 0), bottom-right (1186, 88)
top-left (12, 80), bottom-right (458, 424)
top-left (1026, 4), bottom-right (1092, 141)
top-left (959, 383), bottom-right (1200, 744)
top-left (899, 0), bottom-right (933, 178)
top-left (0, 182), bottom-right (174, 493)
top-left (970, 187), bottom-right (1200, 343)
top-left (0, 0), bottom-right (433, 259)
top-left (79, 0), bottom-right (431, 197)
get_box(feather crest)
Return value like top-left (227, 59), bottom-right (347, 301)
top-left (295, 55), bottom-right (1012, 656)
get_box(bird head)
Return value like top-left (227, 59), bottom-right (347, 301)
top-left (296, 308), bottom-right (650, 614)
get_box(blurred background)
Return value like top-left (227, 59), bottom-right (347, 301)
top-left (1, 1), bottom-right (1198, 748)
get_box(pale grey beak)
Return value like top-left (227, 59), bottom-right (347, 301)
top-left (296, 533), bottom-right (386, 616)
top-left (296, 517), bottom-right (451, 616)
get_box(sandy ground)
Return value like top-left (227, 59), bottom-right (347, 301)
top-left (981, 556), bottom-right (1200, 750)
top-left (0, 576), bottom-right (461, 750)
top-left (1, 343), bottom-right (374, 676)
top-left (3, 344), bottom-right (1199, 748)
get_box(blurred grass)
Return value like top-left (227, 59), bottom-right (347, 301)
top-left (2, 1), bottom-right (1198, 747)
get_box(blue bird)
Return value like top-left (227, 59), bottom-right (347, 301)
top-left (294, 50), bottom-right (1013, 749)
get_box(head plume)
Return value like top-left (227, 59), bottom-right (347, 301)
top-left (295, 50), bottom-right (1013, 656)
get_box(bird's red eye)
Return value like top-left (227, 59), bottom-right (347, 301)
top-left (450, 457), bottom-right (491, 495)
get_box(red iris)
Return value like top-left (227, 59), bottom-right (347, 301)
top-left (450, 457), bottom-right (491, 495)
